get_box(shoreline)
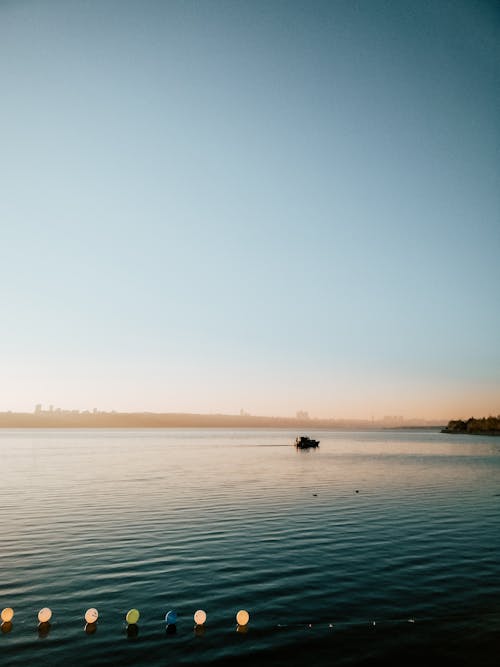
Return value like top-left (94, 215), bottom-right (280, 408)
top-left (441, 429), bottom-right (500, 436)
top-left (442, 416), bottom-right (500, 437)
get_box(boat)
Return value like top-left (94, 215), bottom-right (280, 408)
top-left (294, 435), bottom-right (320, 449)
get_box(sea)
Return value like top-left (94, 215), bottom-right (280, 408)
top-left (1, 428), bottom-right (499, 666)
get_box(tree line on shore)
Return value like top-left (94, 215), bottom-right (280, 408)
top-left (442, 416), bottom-right (500, 435)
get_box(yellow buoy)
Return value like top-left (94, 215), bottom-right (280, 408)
top-left (84, 608), bottom-right (99, 624)
top-left (38, 608), bottom-right (52, 623)
top-left (1, 608), bottom-right (14, 623)
top-left (194, 609), bottom-right (207, 625)
top-left (126, 608), bottom-right (140, 625)
top-left (236, 609), bottom-right (249, 626)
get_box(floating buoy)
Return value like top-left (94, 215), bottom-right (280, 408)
top-left (1, 608), bottom-right (14, 623)
top-left (126, 609), bottom-right (140, 625)
top-left (85, 608), bottom-right (99, 624)
top-left (38, 608), bottom-right (52, 623)
top-left (194, 609), bottom-right (206, 625)
top-left (165, 610), bottom-right (177, 625)
top-left (236, 609), bottom-right (249, 626)
top-left (1, 622), bottom-right (12, 634)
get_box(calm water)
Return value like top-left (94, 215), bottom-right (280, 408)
top-left (1, 429), bottom-right (499, 666)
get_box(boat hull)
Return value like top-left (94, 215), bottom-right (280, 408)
top-left (294, 436), bottom-right (320, 449)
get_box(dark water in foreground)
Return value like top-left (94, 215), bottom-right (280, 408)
top-left (1, 429), bottom-right (499, 666)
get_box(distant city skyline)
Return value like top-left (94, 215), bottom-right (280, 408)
top-left (27, 404), bottom-right (425, 422)
top-left (0, 402), bottom-right (492, 425)
top-left (1, 1), bottom-right (499, 420)
top-left (0, 403), bottom-right (449, 428)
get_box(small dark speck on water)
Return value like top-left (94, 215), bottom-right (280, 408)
top-left (313, 493), bottom-right (318, 497)
top-left (355, 490), bottom-right (359, 493)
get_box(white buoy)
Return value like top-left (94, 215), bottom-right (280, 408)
top-left (1, 608), bottom-right (14, 623)
top-left (85, 608), bottom-right (99, 624)
top-left (236, 609), bottom-right (249, 626)
top-left (194, 609), bottom-right (206, 625)
top-left (38, 608), bottom-right (52, 623)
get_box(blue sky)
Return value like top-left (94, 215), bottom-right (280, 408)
top-left (1, 0), bottom-right (499, 418)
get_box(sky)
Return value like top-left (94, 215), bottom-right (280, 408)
top-left (1, 0), bottom-right (499, 419)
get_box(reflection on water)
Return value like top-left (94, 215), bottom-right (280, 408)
top-left (1, 429), bottom-right (499, 665)
top-left (84, 622), bottom-right (97, 636)
top-left (37, 621), bottom-right (51, 639)
top-left (1, 622), bottom-right (13, 635)
top-left (126, 623), bottom-right (139, 639)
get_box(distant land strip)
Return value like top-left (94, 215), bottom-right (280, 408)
top-left (0, 411), bottom-right (443, 429)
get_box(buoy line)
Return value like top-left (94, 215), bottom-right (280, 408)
top-left (2, 606), bottom-right (499, 636)
top-left (1, 607), bottom-right (245, 631)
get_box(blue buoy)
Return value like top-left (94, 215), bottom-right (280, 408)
top-left (165, 610), bottom-right (177, 625)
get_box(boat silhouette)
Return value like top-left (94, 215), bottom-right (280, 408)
top-left (294, 435), bottom-right (320, 449)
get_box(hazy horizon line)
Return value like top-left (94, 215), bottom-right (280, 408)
top-left (1, 405), bottom-right (490, 425)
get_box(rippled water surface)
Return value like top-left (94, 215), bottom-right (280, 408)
top-left (1, 429), bottom-right (499, 665)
